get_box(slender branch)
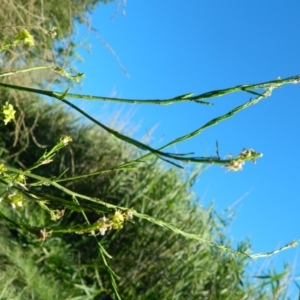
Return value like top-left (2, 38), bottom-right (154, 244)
top-left (160, 88), bottom-right (272, 156)
top-left (71, 195), bottom-right (121, 299)
top-left (5, 166), bottom-right (127, 211)
top-left (0, 74), bottom-right (299, 105)
top-left (0, 81), bottom-right (211, 105)
top-left (0, 75), bottom-right (299, 169)
top-left (55, 90), bottom-right (268, 180)
top-left (3, 166), bottom-right (300, 260)
top-left (0, 66), bottom-right (54, 78)
top-left (250, 239), bottom-right (300, 259)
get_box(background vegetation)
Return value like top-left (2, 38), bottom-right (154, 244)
top-left (0, 1), bottom-right (296, 299)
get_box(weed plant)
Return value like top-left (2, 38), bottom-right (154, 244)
top-left (0, 24), bottom-right (299, 300)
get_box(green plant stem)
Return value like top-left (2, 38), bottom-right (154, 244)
top-left (71, 195), bottom-right (121, 299)
top-left (250, 239), bottom-right (300, 259)
top-left (5, 165), bottom-right (299, 261)
top-left (159, 88), bottom-right (271, 155)
top-left (0, 75), bottom-right (299, 168)
top-left (0, 74), bottom-right (299, 105)
top-left (55, 91), bottom-right (267, 183)
top-left (133, 210), bottom-right (251, 258)
top-left (0, 66), bottom-right (54, 78)
top-left (0, 81), bottom-right (211, 105)
top-left (5, 166), bottom-right (127, 211)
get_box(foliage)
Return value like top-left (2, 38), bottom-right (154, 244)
top-left (0, 0), bottom-right (113, 87)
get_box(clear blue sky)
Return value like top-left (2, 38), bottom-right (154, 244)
top-left (70, 1), bottom-right (300, 293)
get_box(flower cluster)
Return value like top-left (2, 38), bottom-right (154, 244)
top-left (225, 148), bottom-right (262, 171)
top-left (60, 135), bottom-right (72, 145)
top-left (238, 148), bottom-right (262, 161)
top-left (93, 209), bottom-right (134, 236)
top-left (2, 102), bottom-right (16, 125)
top-left (15, 29), bottom-right (35, 46)
top-left (0, 170), bottom-right (27, 209)
top-left (0, 190), bottom-right (25, 209)
top-left (225, 159), bottom-right (244, 171)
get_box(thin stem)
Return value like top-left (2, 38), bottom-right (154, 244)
top-left (0, 66), bottom-right (54, 78)
top-left (250, 239), bottom-right (300, 259)
top-left (71, 195), bottom-right (121, 299)
top-left (0, 81), bottom-right (211, 105)
top-left (3, 166), bottom-right (299, 260)
top-left (160, 88), bottom-right (272, 156)
top-left (56, 90), bottom-right (268, 183)
top-left (0, 75), bottom-right (298, 169)
top-left (0, 74), bottom-right (299, 105)
top-left (5, 166), bottom-right (127, 211)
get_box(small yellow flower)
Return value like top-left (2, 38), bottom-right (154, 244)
top-left (9, 192), bottom-right (24, 210)
top-left (60, 135), bottom-right (72, 145)
top-left (15, 29), bottom-right (35, 46)
top-left (15, 174), bottom-right (26, 183)
top-left (112, 210), bottom-right (125, 229)
top-left (2, 102), bottom-right (16, 125)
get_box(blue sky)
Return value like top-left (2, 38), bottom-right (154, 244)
top-left (70, 1), bottom-right (300, 292)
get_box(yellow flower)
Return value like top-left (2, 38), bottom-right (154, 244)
top-left (112, 210), bottom-right (125, 229)
top-left (15, 29), bottom-right (35, 46)
top-left (2, 102), bottom-right (16, 125)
